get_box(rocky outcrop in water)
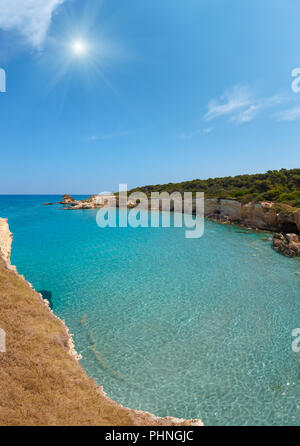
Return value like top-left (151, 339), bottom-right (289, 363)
top-left (61, 194), bottom-right (136, 210)
top-left (63, 194), bottom-right (108, 209)
top-left (60, 194), bottom-right (77, 204)
top-left (272, 233), bottom-right (300, 257)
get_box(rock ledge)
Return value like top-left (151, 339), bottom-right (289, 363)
top-left (273, 233), bottom-right (300, 257)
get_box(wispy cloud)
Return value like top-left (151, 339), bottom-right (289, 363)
top-left (204, 84), bottom-right (253, 121)
top-left (203, 127), bottom-right (213, 134)
top-left (88, 130), bottom-right (133, 141)
top-left (276, 106), bottom-right (300, 121)
top-left (232, 104), bottom-right (260, 123)
top-left (180, 127), bottom-right (213, 139)
top-left (204, 84), bottom-right (285, 124)
top-left (0, 0), bottom-right (64, 47)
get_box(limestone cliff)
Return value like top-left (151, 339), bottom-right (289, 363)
top-left (0, 218), bottom-right (203, 426)
top-left (0, 219), bottom-right (12, 266)
top-left (61, 194), bottom-right (300, 233)
top-left (204, 198), bottom-right (300, 233)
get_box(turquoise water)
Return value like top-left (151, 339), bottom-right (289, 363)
top-left (1, 195), bottom-right (300, 426)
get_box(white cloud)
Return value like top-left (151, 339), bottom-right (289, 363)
top-left (204, 84), bottom-right (286, 124)
top-left (237, 95), bottom-right (284, 123)
top-left (233, 105), bottom-right (260, 123)
top-left (276, 106), bottom-right (300, 121)
top-left (0, 0), bottom-right (64, 47)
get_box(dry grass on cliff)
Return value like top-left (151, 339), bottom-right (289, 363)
top-left (0, 259), bottom-right (198, 426)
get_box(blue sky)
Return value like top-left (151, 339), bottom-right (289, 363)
top-left (0, 0), bottom-right (300, 194)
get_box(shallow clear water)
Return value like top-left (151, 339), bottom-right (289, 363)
top-left (1, 195), bottom-right (300, 426)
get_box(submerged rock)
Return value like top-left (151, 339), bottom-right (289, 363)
top-left (273, 233), bottom-right (300, 257)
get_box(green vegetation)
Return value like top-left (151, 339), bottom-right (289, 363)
top-left (131, 169), bottom-right (300, 209)
top-left (0, 256), bottom-right (188, 426)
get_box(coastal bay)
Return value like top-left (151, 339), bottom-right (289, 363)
top-left (0, 214), bottom-right (202, 426)
top-left (1, 195), bottom-right (300, 425)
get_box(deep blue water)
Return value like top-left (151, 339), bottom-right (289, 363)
top-left (1, 195), bottom-right (300, 425)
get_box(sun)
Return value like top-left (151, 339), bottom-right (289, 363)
top-left (72, 40), bottom-right (87, 55)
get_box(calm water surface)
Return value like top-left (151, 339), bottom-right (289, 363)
top-left (1, 195), bottom-right (300, 425)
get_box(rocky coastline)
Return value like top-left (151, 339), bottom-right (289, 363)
top-left (272, 232), bottom-right (300, 257)
top-left (0, 217), bottom-right (203, 426)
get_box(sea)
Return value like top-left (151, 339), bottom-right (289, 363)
top-left (1, 195), bottom-right (300, 426)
